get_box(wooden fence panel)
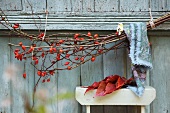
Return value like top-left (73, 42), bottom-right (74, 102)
top-left (0, 0), bottom-right (22, 11)
top-left (82, 0), bottom-right (95, 12)
top-left (103, 43), bottom-right (127, 113)
top-left (151, 0), bottom-right (169, 11)
top-left (94, 0), bottom-right (119, 12)
top-left (81, 31), bottom-right (104, 113)
top-left (150, 36), bottom-right (170, 113)
top-left (22, 0), bottom-right (46, 12)
top-left (10, 38), bottom-right (35, 113)
top-left (47, 0), bottom-right (72, 12)
top-left (57, 59), bottom-right (81, 113)
top-left (120, 0), bottom-right (149, 12)
top-left (0, 37), bottom-right (11, 113)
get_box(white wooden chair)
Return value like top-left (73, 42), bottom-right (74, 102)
top-left (76, 86), bottom-right (156, 113)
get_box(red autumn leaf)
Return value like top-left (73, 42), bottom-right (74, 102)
top-left (84, 82), bottom-right (100, 94)
top-left (105, 75), bottom-right (120, 83)
top-left (104, 82), bottom-right (116, 95)
top-left (96, 81), bottom-right (107, 96)
top-left (116, 77), bottom-right (126, 89)
top-left (126, 77), bottom-right (134, 84)
top-left (84, 86), bottom-right (94, 95)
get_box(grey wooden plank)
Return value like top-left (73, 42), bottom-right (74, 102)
top-left (95, 0), bottom-right (119, 12)
top-left (0, 37), bottom-right (11, 113)
top-left (80, 31), bottom-right (104, 113)
top-left (120, 0), bottom-right (149, 12)
top-left (34, 37), bottom-right (58, 112)
top-left (10, 38), bottom-right (34, 113)
top-left (57, 55), bottom-right (81, 113)
top-left (127, 106), bottom-right (141, 113)
top-left (168, 0), bottom-right (170, 11)
top-left (72, 0), bottom-right (83, 12)
top-left (103, 42), bottom-right (127, 113)
top-left (151, 0), bottom-right (169, 11)
top-left (150, 36), bottom-right (170, 113)
top-left (103, 44), bottom-right (126, 77)
top-left (22, 0), bottom-right (46, 12)
top-left (82, 0), bottom-right (94, 12)
top-left (0, 0), bottom-right (22, 11)
top-left (47, 0), bottom-right (71, 12)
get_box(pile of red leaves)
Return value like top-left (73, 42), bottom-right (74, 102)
top-left (84, 75), bottom-right (135, 96)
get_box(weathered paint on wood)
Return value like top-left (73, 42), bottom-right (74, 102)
top-left (150, 35), bottom-right (170, 113)
top-left (81, 31), bottom-right (104, 113)
top-left (10, 38), bottom-right (35, 113)
top-left (47, 0), bottom-right (72, 12)
top-left (57, 56), bottom-right (81, 113)
top-left (82, 0), bottom-right (95, 12)
top-left (95, 0), bottom-right (119, 12)
top-left (151, 0), bottom-right (169, 11)
top-left (0, 37), bottom-right (11, 113)
top-left (22, 0), bottom-right (46, 12)
top-left (72, 0), bottom-right (83, 12)
top-left (120, 0), bottom-right (149, 12)
top-left (0, 0), bottom-right (22, 11)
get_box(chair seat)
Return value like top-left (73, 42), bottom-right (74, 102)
top-left (75, 86), bottom-right (156, 105)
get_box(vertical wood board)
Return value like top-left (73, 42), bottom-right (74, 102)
top-left (151, 0), bottom-right (169, 11)
top-left (0, 37), bottom-right (11, 113)
top-left (47, 0), bottom-right (72, 12)
top-left (150, 36), bottom-right (170, 113)
top-left (120, 0), bottom-right (149, 12)
top-left (82, 0), bottom-right (95, 12)
top-left (22, 0), bottom-right (46, 12)
top-left (0, 0), bottom-right (22, 11)
top-left (94, 0), bottom-right (119, 12)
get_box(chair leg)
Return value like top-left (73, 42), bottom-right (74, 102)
top-left (141, 106), bottom-right (145, 113)
top-left (86, 105), bottom-right (90, 113)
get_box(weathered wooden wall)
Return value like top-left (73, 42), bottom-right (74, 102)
top-left (0, 0), bottom-right (170, 113)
